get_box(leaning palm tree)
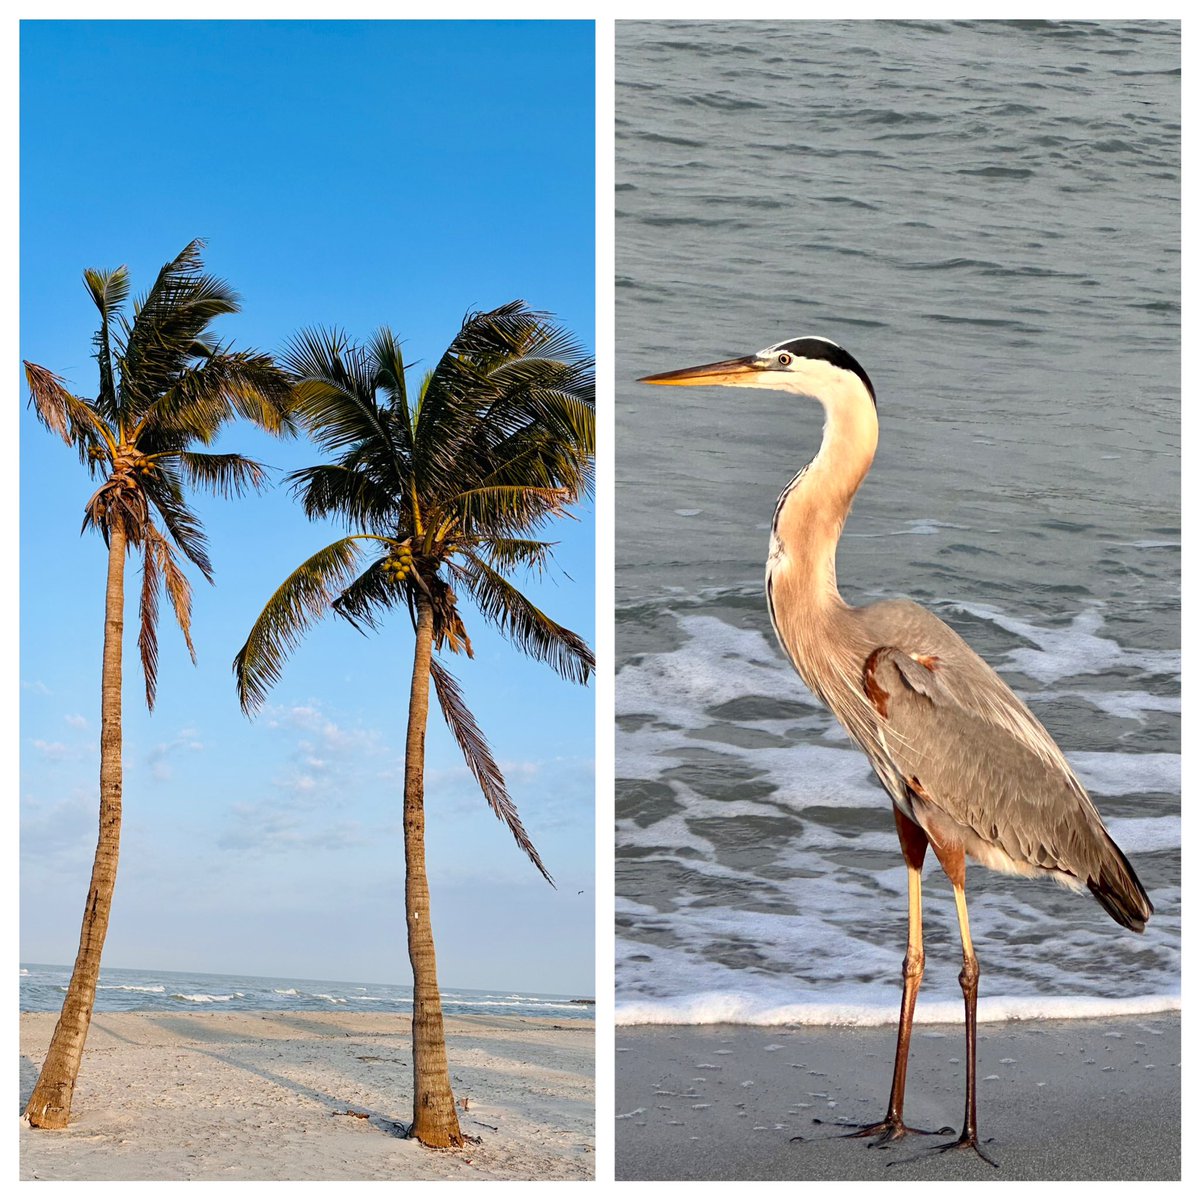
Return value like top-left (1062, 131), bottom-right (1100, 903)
top-left (234, 302), bottom-right (594, 1147)
top-left (23, 240), bottom-right (295, 1129)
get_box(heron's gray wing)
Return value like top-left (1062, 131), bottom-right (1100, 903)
top-left (864, 646), bottom-right (1151, 931)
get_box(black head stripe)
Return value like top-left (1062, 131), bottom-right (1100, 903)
top-left (776, 337), bottom-right (876, 406)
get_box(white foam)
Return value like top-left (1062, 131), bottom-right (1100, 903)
top-left (950, 602), bottom-right (1179, 684)
top-left (1070, 752), bottom-right (1180, 797)
top-left (615, 992), bottom-right (1180, 1027)
top-left (98, 984), bottom-right (167, 993)
top-left (1039, 688), bottom-right (1180, 721)
top-left (171, 993), bottom-right (233, 1003)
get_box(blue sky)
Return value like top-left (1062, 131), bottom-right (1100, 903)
top-left (19, 20), bottom-right (596, 994)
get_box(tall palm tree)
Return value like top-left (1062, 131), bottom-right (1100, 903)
top-left (23, 240), bottom-right (296, 1129)
top-left (234, 302), bottom-right (594, 1147)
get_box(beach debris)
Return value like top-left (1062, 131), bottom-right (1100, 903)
top-left (334, 1108), bottom-right (371, 1119)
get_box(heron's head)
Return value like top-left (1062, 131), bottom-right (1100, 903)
top-left (639, 336), bottom-right (876, 410)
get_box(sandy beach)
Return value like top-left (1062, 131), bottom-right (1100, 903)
top-left (20, 1010), bottom-right (593, 1180)
top-left (616, 1012), bottom-right (1179, 1181)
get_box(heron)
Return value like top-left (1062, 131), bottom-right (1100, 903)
top-left (639, 336), bottom-right (1152, 1166)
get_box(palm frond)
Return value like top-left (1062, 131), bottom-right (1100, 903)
top-left (330, 554), bottom-right (406, 634)
top-left (450, 554), bottom-right (593, 684)
top-left (430, 658), bottom-right (553, 885)
top-left (24, 362), bottom-right (111, 465)
top-left (288, 462), bottom-right (400, 527)
top-left (368, 326), bottom-right (411, 429)
top-left (139, 521), bottom-right (197, 709)
top-left (119, 239), bottom-right (241, 414)
top-left (476, 536), bottom-right (557, 574)
top-left (176, 452), bottom-right (268, 499)
top-left (142, 463), bottom-right (214, 581)
top-left (138, 527), bottom-right (161, 710)
top-left (451, 484), bottom-right (573, 538)
top-left (138, 349), bottom-right (296, 441)
top-left (234, 536), bottom-right (367, 714)
top-left (82, 265), bottom-right (130, 421)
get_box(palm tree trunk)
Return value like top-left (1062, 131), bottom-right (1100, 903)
top-left (403, 591), bottom-right (465, 1148)
top-left (24, 520), bottom-right (126, 1129)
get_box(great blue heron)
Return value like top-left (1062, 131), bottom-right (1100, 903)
top-left (639, 336), bottom-right (1152, 1166)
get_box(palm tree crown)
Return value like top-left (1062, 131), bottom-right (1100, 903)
top-left (234, 301), bottom-right (594, 880)
top-left (26, 238), bottom-right (297, 704)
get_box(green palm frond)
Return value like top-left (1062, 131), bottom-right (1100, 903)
top-left (120, 240), bottom-right (242, 413)
top-left (451, 554), bottom-right (593, 684)
top-left (138, 349), bottom-right (296, 441)
top-left (142, 463), bottom-right (214, 582)
top-left (430, 658), bottom-right (553, 886)
top-left (477, 536), bottom-right (557, 574)
top-left (288, 462), bottom-right (400, 527)
top-left (286, 328), bottom-right (393, 451)
top-left (175, 452), bottom-right (268, 499)
top-left (82, 265), bottom-right (130, 421)
top-left (446, 483), bottom-right (573, 542)
top-left (234, 536), bottom-right (368, 714)
top-left (329, 553), bottom-right (406, 634)
top-left (368, 327), bottom-right (412, 428)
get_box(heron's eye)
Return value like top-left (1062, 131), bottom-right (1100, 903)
top-left (778, 352), bottom-right (792, 366)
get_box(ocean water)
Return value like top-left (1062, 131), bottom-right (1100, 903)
top-left (19, 963), bottom-right (594, 1021)
top-left (615, 21), bottom-right (1179, 1025)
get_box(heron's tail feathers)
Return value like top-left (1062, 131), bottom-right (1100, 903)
top-left (1087, 835), bottom-right (1153, 933)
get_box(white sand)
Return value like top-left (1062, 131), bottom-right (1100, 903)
top-left (20, 1010), bottom-right (593, 1180)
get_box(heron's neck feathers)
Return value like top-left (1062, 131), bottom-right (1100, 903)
top-left (769, 383), bottom-right (878, 617)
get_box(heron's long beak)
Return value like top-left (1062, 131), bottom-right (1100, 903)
top-left (638, 355), bottom-right (762, 386)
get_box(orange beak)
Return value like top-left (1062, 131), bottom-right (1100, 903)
top-left (638, 355), bottom-right (763, 386)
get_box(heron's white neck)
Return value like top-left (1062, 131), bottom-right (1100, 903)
top-left (768, 379), bottom-right (878, 617)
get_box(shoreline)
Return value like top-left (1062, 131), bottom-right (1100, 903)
top-left (616, 1012), bottom-right (1179, 1180)
top-left (615, 993), bottom-right (1179, 1027)
top-left (21, 1010), bottom-right (594, 1181)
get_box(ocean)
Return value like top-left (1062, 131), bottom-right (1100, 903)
top-left (19, 963), bottom-right (594, 1021)
top-left (614, 20), bottom-right (1179, 1025)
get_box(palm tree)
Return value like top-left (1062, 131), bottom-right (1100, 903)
top-left (23, 240), bottom-right (296, 1129)
top-left (234, 302), bottom-right (594, 1147)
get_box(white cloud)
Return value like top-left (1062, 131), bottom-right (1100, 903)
top-left (31, 739), bottom-right (70, 761)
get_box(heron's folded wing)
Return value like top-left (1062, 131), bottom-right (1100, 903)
top-left (866, 648), bottom-right (1109, 879)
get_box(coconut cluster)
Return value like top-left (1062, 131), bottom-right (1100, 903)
top-left (384, 543), bottom-right (415, 584)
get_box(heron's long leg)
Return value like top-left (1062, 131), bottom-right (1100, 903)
top-left (924, 840), bottom-right (999, 1168)
top-left (837, 807), bottom-right (948, 1145)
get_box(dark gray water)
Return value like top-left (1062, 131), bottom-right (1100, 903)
top-left (615, 20), bottom-right (1179, 1024)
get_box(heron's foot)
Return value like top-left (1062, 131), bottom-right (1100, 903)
top-left (886, 1131), bottom-right (999, 1169)
top-left (812, 1115), bottom-right (953, 1147)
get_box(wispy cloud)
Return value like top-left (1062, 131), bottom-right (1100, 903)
top-left (144, 727), bottom-right (207, 782)
top-left (31, 739), bottom-right (70, 762)
top-left (217, 701), bottom-right (387, 857)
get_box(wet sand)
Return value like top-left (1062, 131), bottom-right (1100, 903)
top-left (616, 1012), bottom-right (1179, 1180)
